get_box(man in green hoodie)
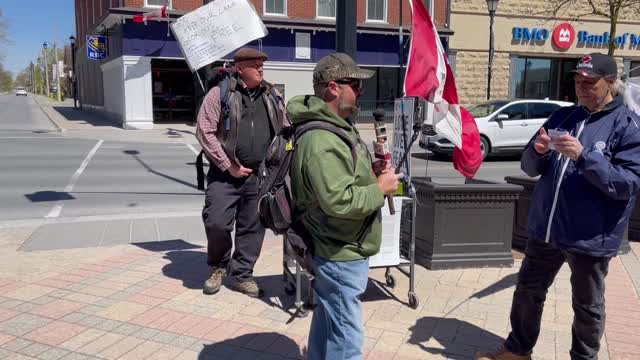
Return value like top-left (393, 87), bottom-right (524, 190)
top-left (288, 53), bottom-right (402, 360)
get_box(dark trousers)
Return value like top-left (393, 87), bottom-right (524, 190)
top-left (202, 166), bottom-right (266, 282)
top-left (505, 239), bottom-right (611, 360)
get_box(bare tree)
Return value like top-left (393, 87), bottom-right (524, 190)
top-left (545, 0), bottom-right (640, 55)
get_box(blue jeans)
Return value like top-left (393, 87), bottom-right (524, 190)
top-left (307, 256), bottom-right (369, 360)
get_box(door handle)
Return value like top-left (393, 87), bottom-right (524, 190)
top-left (521, 123), bottom-right (528, 126)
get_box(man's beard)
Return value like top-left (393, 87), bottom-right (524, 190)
top-left (338, 96), bottom-right (360, 119)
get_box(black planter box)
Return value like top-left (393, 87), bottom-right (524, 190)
top-left (505, 176), bottom-right (632, 255)
top-left (412, 177), bottom-right (523, 270)
top-left (629, 202), bottom-right (640, 241)
top-left (504, 176), bottom-right (539, 251)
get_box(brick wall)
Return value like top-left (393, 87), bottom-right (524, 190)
top-left (174, 0), bottom-right (203, 11)
top-left (454, 51), bottom-right (510, 106)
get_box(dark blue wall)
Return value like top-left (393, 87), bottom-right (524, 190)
top-left (121, 21), bottom-right (408, 66)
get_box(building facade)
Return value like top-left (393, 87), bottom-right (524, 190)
top-left (74, 0), bottom-right (452, 129)
top-left (450, 0), bottom-right (640, 106)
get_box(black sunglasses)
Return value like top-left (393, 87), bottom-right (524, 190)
top-left (334, 78), bottom-right (363, 93)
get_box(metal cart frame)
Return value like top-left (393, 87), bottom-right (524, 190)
top-left (282, 97), bottom-right (424, 315)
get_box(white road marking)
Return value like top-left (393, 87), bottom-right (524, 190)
top-left (185, 143), bottom-right (200, 156)
top-left (45, 139), bottom-right (104, 218)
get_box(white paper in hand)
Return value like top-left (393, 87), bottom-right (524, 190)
top-left (548, 129), bottom-right (568, 150)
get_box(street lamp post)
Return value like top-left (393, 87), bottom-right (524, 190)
top-left (69, 36), bottom-right (77, 109)
top-left (43, 42), bottom-right (50, 98)
top-left (486, 0), bottom-right (499, 100)
top-left (53, 42), bottom-right (61, 102)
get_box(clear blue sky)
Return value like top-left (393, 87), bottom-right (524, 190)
top-left (1, 1), bottom-right (76, 75)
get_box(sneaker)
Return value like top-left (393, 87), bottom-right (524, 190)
top-left (475, 347), bottom-right (532, 360)
top-left (230, 278), bottom-right (264, 298)
top-left (203, 267), bottom-right (226, 295)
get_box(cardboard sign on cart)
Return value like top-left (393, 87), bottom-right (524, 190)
top-left (369, 196), bottom-right (409, 268)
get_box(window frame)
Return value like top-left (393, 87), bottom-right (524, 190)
top-left (316, 0), bottom-right (336, 19)
top-left (499, 102), bottom-right (529, 121)
top-left (366, 0), bottom-right (387, 23)
top-left (145, 0), bottom-right (172, 9)
top-left (528, 102), bottom-right (560, 119)
top-left (264, 0), bottom-right (287, 16)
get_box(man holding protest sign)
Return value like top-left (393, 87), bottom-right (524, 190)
top-left (196, 48), bottom-right (289, 298)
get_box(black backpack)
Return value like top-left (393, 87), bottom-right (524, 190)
top-left (195, 69), bottom-right (284, 190)
top-left (257, 121), bottom-right (358, 269)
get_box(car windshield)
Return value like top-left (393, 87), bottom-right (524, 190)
top-left (467, 100), bottom-right (509, 118)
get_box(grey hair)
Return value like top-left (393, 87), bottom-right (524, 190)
top-left (612, 79), bottom-right (625, 97)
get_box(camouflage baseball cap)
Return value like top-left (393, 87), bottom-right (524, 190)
top-left (313, 53), bottom-right (374, 85)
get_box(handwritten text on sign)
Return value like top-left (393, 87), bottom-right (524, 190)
top-left (170, 0), bottom-right (268, 71)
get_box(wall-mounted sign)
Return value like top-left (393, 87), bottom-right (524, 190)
top-left (86, 35), bottom-right (107, 60)
top-left (552, 23), bottom-right (576, 49)
top-left (512, 23), bottom-right (640, 50)
top-left (512, 27), bottom-right (549, 42)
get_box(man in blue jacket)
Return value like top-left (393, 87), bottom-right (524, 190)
top-left (477, 53), bottom-right (640, 360)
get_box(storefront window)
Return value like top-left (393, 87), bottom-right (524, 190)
top-left (512, 56), bottom-right (576, 102)
top-left (631, 61), bottom-right (640, 78)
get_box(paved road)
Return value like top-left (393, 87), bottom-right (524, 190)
top-left (0, 94), bottom-right (525, 225)
top-left (0, 94), bottom-right (57, 131)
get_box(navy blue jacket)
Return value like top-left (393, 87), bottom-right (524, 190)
top-left (522, 96), bottom-right (640, 257)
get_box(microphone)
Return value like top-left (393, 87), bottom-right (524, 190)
top-left (372, 108), bottom-right (396, 215)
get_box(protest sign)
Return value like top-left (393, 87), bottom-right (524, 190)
top-left (170, 0), bottom-right (268, 72)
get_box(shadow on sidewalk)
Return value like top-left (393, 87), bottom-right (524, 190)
top-left (53, 106), bottom-right (119, 127)
top-left (196, 332), bottom-right (305, 359)
top-left (409, 317), bottom-right (504, 359)
top-left (134, 241), bottom-right (302, 317)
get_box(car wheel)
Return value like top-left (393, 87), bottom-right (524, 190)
top-left (480, 136), bottom-right (490, 160)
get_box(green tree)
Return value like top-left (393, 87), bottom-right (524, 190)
top-left (545, 0), bottom-right (640, 55)
top-left (13, 67), bottom-right (31, 88)
top-left (0, 64), bottom-right (13, 91)
top-left (0, 9), bottom-right (9, 60)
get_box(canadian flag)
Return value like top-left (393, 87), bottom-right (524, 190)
top-left (133, 3), bottom-right (168, 23)
top-left (404, 0), bottom-right (482, 178)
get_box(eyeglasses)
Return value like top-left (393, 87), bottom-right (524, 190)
top-left (334, 78), bottom-right (363, 94)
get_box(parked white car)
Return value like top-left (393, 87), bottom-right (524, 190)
top-left (419, 99), bottom-right (574, 159)
top-left (15, 87), bottom-right (27, 96)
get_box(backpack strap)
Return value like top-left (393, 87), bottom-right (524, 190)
top-left (294, 121), bottom-right (358, 171)
top-left (196, 150), bottom-right (206, 191)
top-left (220, 77), bottom-right (233, 131)
top-left (196, 77), bottom-right (235, 191)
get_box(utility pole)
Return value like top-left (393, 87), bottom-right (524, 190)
top-left (43, 43), bottom-right (50, 97)
top-left (54, 42), bottom-right (61, 102)
top-left (336, 1), bottom-right (357, 58)
top-left (30, 62), bottom-right (34, 93)
top-left (398, 0), bottom-right (404, 97)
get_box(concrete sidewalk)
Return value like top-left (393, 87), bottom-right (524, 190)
top-left (0, 221), bottom-right (639, 360)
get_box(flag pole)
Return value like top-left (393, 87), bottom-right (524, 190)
top-left (195, 70), bottom-right (206, 93)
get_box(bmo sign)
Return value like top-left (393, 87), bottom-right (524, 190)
top-left (512, 23), bottom-right (577, 48)
top-left (552, 23), bottom-right (576, 49)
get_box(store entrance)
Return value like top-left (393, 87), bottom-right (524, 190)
top-left (512, 56), bottom-right (578, 103)
top-left (151, 59), bottom-right (196, 124)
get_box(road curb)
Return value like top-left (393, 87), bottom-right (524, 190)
top-left (39, 105), bottom-right (65, 133)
